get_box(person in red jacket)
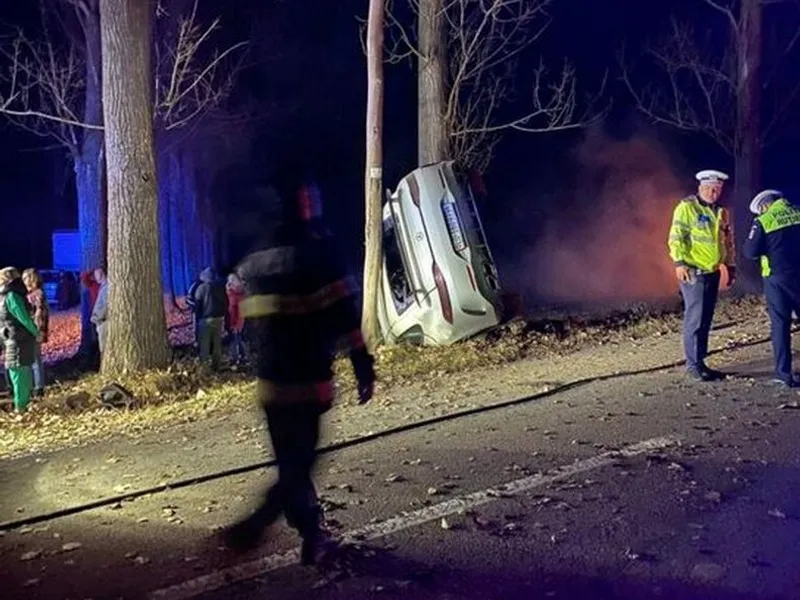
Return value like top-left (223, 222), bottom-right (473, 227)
top-left (80, 271), bottom-right (100, 308)
top-left (226, 273), bottom-right (247, 365)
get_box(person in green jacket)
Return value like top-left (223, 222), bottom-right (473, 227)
top-left (0, 267), bottom-right (40, 413)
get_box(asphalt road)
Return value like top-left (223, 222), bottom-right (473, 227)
top-left (3, 346), bottom-right (800, 600)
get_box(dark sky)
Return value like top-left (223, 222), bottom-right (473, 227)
top-left (1, 0), bottom-right (799, 284)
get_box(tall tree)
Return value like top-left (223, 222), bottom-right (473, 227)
top-left (100, 0), bottom-right (170, 375)
top-left (417, 0), bottom-right (448, 165)
top-left (362, 0), bottom-right (386, 350)
top-left (0, 0), bottom-right (105, 353)
top-left (387, 0), bottom-right (604, 171)
top-left (0, 0), bottom-right (245, 351)
top-left (621, 0), bottom-right (800, 282)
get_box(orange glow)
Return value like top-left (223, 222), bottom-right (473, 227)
top-left (514, 128), bottom-right (684, 304)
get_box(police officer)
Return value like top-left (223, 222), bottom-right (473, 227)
top-left (222, 179), bottom-right (376, 564)
top-left (668, 170), bottom-right (736, 381)
top-left (743, 189), bottom-right (800, 387)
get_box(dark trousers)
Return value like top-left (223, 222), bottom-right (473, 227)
top-left (249, 403), bottom-right (323, 537)
top-left (764, 276), bottom-right (800, 382)
top-left (679, 270), bottom-right (720, 370)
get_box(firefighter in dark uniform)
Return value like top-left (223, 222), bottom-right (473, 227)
top-left (668, 170), bottom-right (737, 381)
top-left (743, 189), bottom-right (800, 387)
top-left (222, 180), bottom-right (376, 564)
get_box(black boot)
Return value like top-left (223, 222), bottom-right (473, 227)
top-left (221, 515), bottom-right (266, 552)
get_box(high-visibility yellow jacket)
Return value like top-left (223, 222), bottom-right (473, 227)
top-left (668, 195), bottom-right (735, 272)
top-left (744, 198), bottom-right (800, 277)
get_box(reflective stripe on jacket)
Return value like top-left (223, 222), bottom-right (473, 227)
top-left (749, 199), bottom-right (800, 277)
top-left (668, 195), bottom-right (735, 272)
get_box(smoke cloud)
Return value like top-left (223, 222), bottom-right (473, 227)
top-left (503, 127), bottom-right (685, 307)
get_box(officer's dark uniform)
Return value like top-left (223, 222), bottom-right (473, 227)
top-left (223, 184), bottom-right (375, 563)
top-left (743, 196), bottom-right (800, 386)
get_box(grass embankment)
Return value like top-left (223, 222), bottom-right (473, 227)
top-left (0, 296), bottom-right (764, 457)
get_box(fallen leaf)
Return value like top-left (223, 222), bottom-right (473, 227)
top-left (61, 542), bottom-right (82, 552)
top-left (768, 508), bottom-right (787, 519)
top-left (778, 402), bottom-right (800, 410)
top-left (20, 550), bottom-right (42, 561)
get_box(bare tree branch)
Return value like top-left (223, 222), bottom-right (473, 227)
top-left (383, 0), bottom-right (604, 169)
top-left (619, 17), bottom-right (737, 154)
top-left (0, 19), bottom-right (86, 152)
top-left (621, 1), bottom-right (800, 152)
top-left (0, 0), bottom-right (248, 145)
top-left (154, 0), bottom-right (249, 131)
top-left (702, 0), bottom-right (740, 33)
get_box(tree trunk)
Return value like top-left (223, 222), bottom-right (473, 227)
top-left (734, 0), bottom-right (762, 289)
top-left (100, 0), bottom-right (170, 375)
top-left (362, 0), bottom-right (385, 351)
top-left (77, 4), bottom-right (107, 355)
top-left (418, 0), bottom-right (449, 166)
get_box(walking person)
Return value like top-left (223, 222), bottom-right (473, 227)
top-left (222, 180), bottom-right (376, 565)
top-left (0, 267), bottom-right (41, 414)
top-left (191, 267), bottom-right (227, 371)
top-left (743, 189), bottom-right (800, 387)
top-left (22, 268), bottom-right (49, 397)
top-left (668, 169), bottom-right (736, 381)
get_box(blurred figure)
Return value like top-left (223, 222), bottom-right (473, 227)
top-left (668, 169), bottom-right (736, 382)
top-left (23, 269), bottom-right (49, 397)
top-left (743, 190), bottom-right (800, 387)
top-left (226, 273), bottom-right (247, 365)
top-left (80, 269), bottom-right (101, 366)
top-left (91, 268), bottom-right (109, 356)
top-left (0, 267), bottom-right (41, 413)
top-left (223, 180), bottom-right (376, 565)
top-left (191, 267), bottom-right (227, 370)
top-left (185, 275), bottom-right (202, 352)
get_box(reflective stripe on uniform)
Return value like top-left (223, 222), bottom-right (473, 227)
top-left (241, 275), bottom-right (359, 317)
top-left (757, 199), bottom-right (800, 277)
top-left (667, 196), bottom-right (732, 271)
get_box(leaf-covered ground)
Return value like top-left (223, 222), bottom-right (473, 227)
top-left (0, 295), bottom-right (766, 458)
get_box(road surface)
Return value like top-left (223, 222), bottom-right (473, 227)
top-left (2, 340), bottom-right (800, 599)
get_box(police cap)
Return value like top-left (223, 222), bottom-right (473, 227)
top-left (749, 189), bottom-right (783, 215)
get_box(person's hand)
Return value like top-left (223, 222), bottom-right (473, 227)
top-left (726, 266), bottom-right (736, 286)
top-left (675, 265), bottom-right (691, 283)
top-left (350, 347), bottom-right (376, 405)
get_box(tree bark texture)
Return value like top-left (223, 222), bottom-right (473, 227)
top-left (733, 0), bottom-right (762, 289)
top-left (158, 149), bottom-right (215, 296)
top-left (417, 0), bottom-right (449, 166)
top-left (77, 3), bottom-right (107, 354)
top-left (362, 0), bottom-right (385, 350)
top-left (100, 0), bottom-right (170, 375)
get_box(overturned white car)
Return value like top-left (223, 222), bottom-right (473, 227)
top-left (377, 161), bottom-right (503, 346)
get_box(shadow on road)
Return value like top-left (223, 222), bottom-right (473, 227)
top-left (311, 543), bottom-right (793, 600)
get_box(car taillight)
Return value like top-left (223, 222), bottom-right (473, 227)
top-left (432, 262), bottom-right (453, 324)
